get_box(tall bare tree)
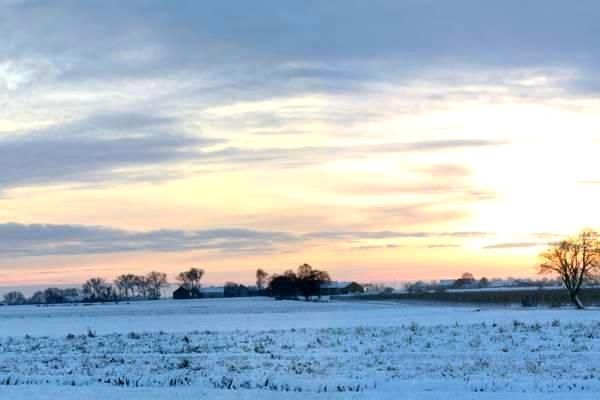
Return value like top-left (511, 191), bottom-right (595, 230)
top-left (146, 271), bottom-right (169, 299)
top-left (404, 281), bottom-right (415, 294)
top-left (176, 268), bottom-right (205, 291)
top-left (134, 275), bottom-right (150, 298)
top-left (256, 268), bottom-right (268, 291)
top-left (296, 263), bottom-right (331, 301)
top-left (115, 274), bottom-right (137, 298)
top-left (82, 277), bottom-right (112, 301)
top-left (538, 229), bottom-right (600, 309)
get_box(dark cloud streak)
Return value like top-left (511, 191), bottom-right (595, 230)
top-left (0, 222), bottom-right (496, 258)
top-left (0, 112), bottom-right (219, 188)
top-left (0, 223), bottom-right (298, 258)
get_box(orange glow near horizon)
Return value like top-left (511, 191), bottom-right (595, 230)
top-left (2, 95), bottom-right (600, 290)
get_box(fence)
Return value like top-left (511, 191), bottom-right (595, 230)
top-left (333, 287), bottom-right (600, 307)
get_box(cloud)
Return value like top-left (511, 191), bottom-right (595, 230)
top-left (3, 1), bottom-right (600, 103)
top-left (0, 111), bottom-right (226, 189)
top-left (483, 242), bottom-right (547, 249)
top-left (195, 139), bottom-right (507, 170)
top-left (427, 244), bottom-right (461, 249)
top-left (0, 222), bottom-right (498, 258)
top-left (377, 140), bottom-right (509, 152)
top-left (1, 112), bottom-right (507, 190)
top-left (335, 164), bottom-right (497, 202)
top-left (350, 244), bottom-right (404, 251)
top-left (419, 164), bottom-right (472, 178)
top-left (303, 231), bottom-right (492, 241)
top-left (0, 223), bottom-right (298, 258)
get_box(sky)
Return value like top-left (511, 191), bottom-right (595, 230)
top-left (1, 0), bottom-right (600, 291)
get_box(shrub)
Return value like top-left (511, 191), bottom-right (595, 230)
top-left (127, 331), bottom-right (142, 340)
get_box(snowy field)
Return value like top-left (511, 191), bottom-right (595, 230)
top-left (1, 298), bottom-right (600, 399)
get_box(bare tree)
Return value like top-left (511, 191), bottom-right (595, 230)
top-left (296, 263), bottom-right (331, 301)
top-left (44, 288), bottom-right (65, 304)
top-left (256, 268), bottom-right (268, 291)
top-left (115, 274), bottom-right (137, 299)
top-left (461, 272), bottom-right (475, 280)
top-left (29, 290), bottom-right (45, 304)
top-left (3, 291), bottom-right (25, 305)
top-left (404, 281), bottom-right (417, 294)
top-left (134, 275), bottom-right (150, 299)
top-left (176, 268), bottom-right (205, 291)
top-left (146, 271), bottom-right (169, 299)
top-left (539, 229), bottom-right (600, 309)
top-left (479, 277), bottom-right (489, 288)
top-left (268, 272), bottom-right (297, 299)
top-left (452, 272), bottom-right (476, 289)
top-left (82, 277), bottom-right (112, 301)
top-left (404, 281), bottom-right (426, 294)
top-left (224, 281), bottom-right (241, 297)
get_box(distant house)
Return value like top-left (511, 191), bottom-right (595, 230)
top-left (488, 279), bottom-right (503, 288)
top-left (343, 282), bottom-right (365, 294)
top-left (173, 286), bottom-right (191, 300)
top-left (224, 284), bottom-right (248, 298)
top-left (438, 279), bottom-right (455, 288)
top-left (362, 284), bottom-right (381, 294)
top-left (452, 277), bottom-right (478, 290)
top-left (225, 284), bottom-right (262, 297)
top-left (488, 279), bottom-right (515, 288)
top-left (320, 281), bottom-right (365, 296)
top-left (172, 286), bottom-right (202, 299)
top-left (513, 279), bottom-right (535, 287)
top-left (246, 285), bottom-right (260, 296)
top-left (412, 281), bottom-right (428, 293)
top-left (201, 286), bottom-right (224, 298)
top-left (320, 282), bottom-right (341, 296)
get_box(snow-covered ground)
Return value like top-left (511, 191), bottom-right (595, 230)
top-left (1, 298), bottom-right (600, 399)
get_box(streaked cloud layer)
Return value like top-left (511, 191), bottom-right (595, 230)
top-left (1, 1), bottom-right (600, 287)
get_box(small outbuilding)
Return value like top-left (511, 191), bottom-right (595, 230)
top-left (320, 281), bottom-right (365, 296)
top-left (342, 282), bottom-right (365, 294)
top-left (173, 286), bottom-right (191, 300)
top-left (201, 286), bottom-right (225, 298)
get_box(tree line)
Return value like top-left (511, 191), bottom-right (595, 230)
top-left (3, 287), bottom-right (81, 306)
top-left (3, 267), bottom-right (205, 305)
top-left (404, 273), bottom-right (495, 293)
top-left (404, 273), bottom-right (562, 294)
top-left (187, 264), bottom-right (333, 301)
top-left (253, 263), bottom-right (332, 301)
top-left (81, 270), bottom-right (170, 302)
top-left (3, 263), bottom-right (335, 305)
top-left (400, 230), bottom-right (600, 310)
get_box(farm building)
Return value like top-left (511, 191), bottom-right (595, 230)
top-left (320, 281), bottom-right (365, 296)
top-left (172, 286), bottom-right (203, 300)
top-left (201, 286), bottom-right (225, 298)
top-left (438, 279), bottom-right (456, 288)
top-left (224, 284), bottom-right (260, 298)
top-left (172, 286), bottom-right (190, 300)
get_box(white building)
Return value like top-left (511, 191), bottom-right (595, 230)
top-left (438, 279), bottom-right (455, 288)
